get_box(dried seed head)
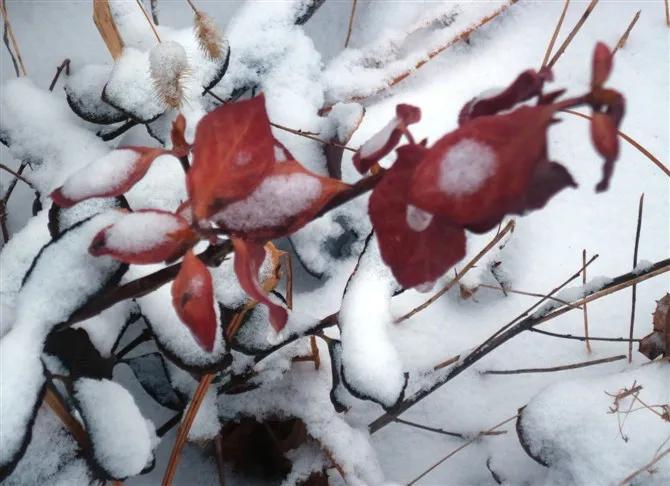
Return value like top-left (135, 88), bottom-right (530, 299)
top-left (149, 40), bottom-right (189, 109)
top-left (194, 11), bottom-right (227, 61)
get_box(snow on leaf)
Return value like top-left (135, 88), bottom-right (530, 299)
top-left (89, 210), bottom-right (197, 264)
top-left (352, 103), bottom-right (420, 174)
top-left (232, 238), bottom-right (288, 332)
top-left (171, 251), bottom-right (218, 352)
top-left (74, 378), bottom-right (157, 479)
top-left (214, 160), bottom-right (349, 241)
top-left (50, 147), bottom-right (166, 207)
top-left (370, 144), bottom-right (466, 288)
top-left (188, 95), bottom-right (276, 220)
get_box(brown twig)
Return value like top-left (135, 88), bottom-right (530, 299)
top-left (162, 373), bottom-right (214, 486)
top-left (628, 193), bottom-right (644, 362)
top-left (398, 220), bottom-right (515, 322)
top-left (0, 163), bottom-right (35, 190)
top-left (344, 0), bottom-right (358, 48)
top-left (562, 109), bottom-right (670, 178)
top-left (612, 10), bottom-right (640, 56)
top-left (582, 249), bottom-right (591, 352)
top-left (406, 414), bottom-right (518, 485)
top-left (618, 448), bottom-right (670, 485)
top-left (541, 0), bottom-right (570, 68)
top-left (0, 0), bottom-right (27, 76)
top-left (135, 0), bottom-right (160, 43)
top-left (528, 328), bottom-right (641, 343)
top-left (481, 354), bottom-right (626, 375)
top-left (49, 59), bottom-right (71, 92)
top-left (546, 0), bottom-right (599, 69)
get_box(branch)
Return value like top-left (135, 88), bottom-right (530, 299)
top-left (480, 354), bottom-right (626, 375)
top-left (369, 258), bottom-right (670, 434)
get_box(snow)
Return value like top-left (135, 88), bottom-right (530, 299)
top-left (74, 377), bottom-right (157, 478)
top-left (519, 362), bottom-right (670, 485)
top-left (438, 138), bottom-right (497, 196)
top-left (216, 173), bottom-right (322, 232)
top-left (56, 149), bottom-right (142, 202)
top-left (339, 235), bottom-right (406, 408)
top-left (100, 210), bottom-right (186, 254)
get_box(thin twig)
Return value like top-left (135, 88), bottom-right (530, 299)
top-left (135, 0), bottom-right (160, 43)
top-left (0, 163), bottom-right (35, 189)
top-left (528, 328), bottom-right (641, 343)
top-left (398, 220), bottom-right (515, 322)
top-left (618, 448), bottom-right (670, 485)
top-left (612, 10), bottom-right (640, 56)
top-left (406, 414), bottom-right (518, 485)
top-left (344, 0), bottom-right (358, 48)
top-left (48, 59), bottom-right (71, 92)
top-left (582, 249), bottom-right (591, 352)
top-left (547, 0), bottom-right (599, 69)
top-left (481, 354), bottom-right (626, 375)
top-left (162, 373), bottom-right (214, 486)
top-left (628, 193), bottom-right (644, 362)
top-left (0, 0), bottom-right (27, 76)
top-left (541, 0), bottom-right (570, 68)
top-left (562, 109), bottom-right (670, 178)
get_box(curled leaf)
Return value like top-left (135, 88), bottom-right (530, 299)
top-left (352, 103), bottom-right (420, 174)
top-left (51, 147), bottom-right (166, 207)
top-left (89, 210), bottom-right (197, 264)
top-left (171, 251), bottom-right (218, 352)
top-left (188, 95), bottom-right (275, 220)
top-left (232, 238), bottom-right (288, 332)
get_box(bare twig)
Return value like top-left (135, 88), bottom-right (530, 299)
top-left (0, 0), bottom-right (27, 76)
top-left (561, 109), bottom-right (670, 178)
top-left (135, 0), bottom-right (160, 43)
top-left (0, 163), bottom-right (35, 190)
top-left (629, 194), bottom-right (644, 362)
top-left (612, 10), bottom-right (640, 56)
top-left (406, 414), bottom-right (518, 485)
top-left (582, 249), bottom-right (591, 352)
top-left (398, 220), bottom-right (515, 322)
top-left (49, 59), bottom-right (71, 92)
top-left (528, 328), bottom-right (641, 343)
top-left (618, 448), bottom-right (670, 485)
top-left (541, 0), bottom-right (570, 68)
top-left (344, 0), bottom-right (358, 48)
top-left (547, 0), bottom-right (599, 69)
top-left (481, 354), bottom-right (626, 375)
top-left (162, 373), bottom-right (214, 486)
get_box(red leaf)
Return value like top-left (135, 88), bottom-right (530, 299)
top-left (459, 69), bottom-right (550, 125)
top-left (591, 112), bottom-right (619, 192)
top-left (51, 147), bottom-right (166, 207)
top-left (170, 114), bottom-right (190, 158)
top-left (171, 251), bottom-right (218, 351)
top-left (352, 104), bottom-right (420, 174)
top-left (213, 160), bottom-right (350, 241)
top-left (370, 144), bottom-right (466, 288)
top-left (591, 42), bottom-right (613, 88)
top-left (89, 209), bottom-right (197, 264)
top-left (188, 94), bottom-right (275, 220)
top-left (232, 238), bottom-right (288, 331)
top-left (409, 106), bottom-right (557, 229)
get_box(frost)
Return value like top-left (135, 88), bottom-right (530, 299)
top-left (74, 378), bottom-right (156, 478)
top-left (438, 138), bottom-right (497, 195)
top-left (216, 173), bottom-right (322, 231)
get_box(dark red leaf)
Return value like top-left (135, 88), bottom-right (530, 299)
top-left (232, 238), bottom-right (288, 331)
top-left (370, 144), bottom-right (466, 288)
top-left (591, 42), bottom-right (613, 88)
top-left (352, 104), bottom-right (420, 174)
top-left (170, 114), bottom-right (190, 158)
top-left (459, 69), bottom-right (550, 125)
top-left (89, 209), bottom-right (197, 264)
top-left (213, 160), bottom-right (349, 241)
top-left (51, 147), bottom-right (166, 207)
top-left (188, 94), bottom-right (275, 220)
top-left (410, 106), bottom-right (556, 229)
top-left (171, 250), bottom-right (217, 352)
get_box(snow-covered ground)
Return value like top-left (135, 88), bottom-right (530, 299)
top-left (1, 1), bottom-right (668, 485)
